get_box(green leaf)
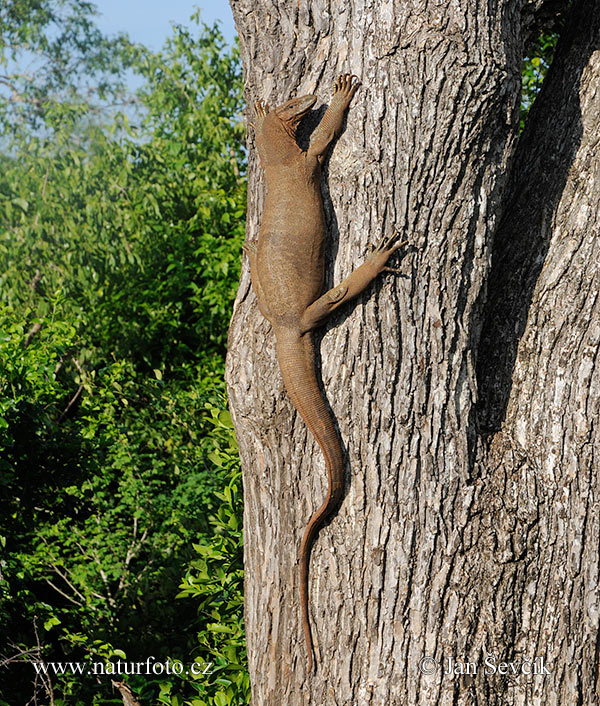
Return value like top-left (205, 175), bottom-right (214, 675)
top-left (0, 13), bottom-right (249, 706)
top-left (12, 198), bottom-right (29, 212)
top-left (214, 693), bottom-right (228, 706)
top-left (44, 616), bottom-right (61, 631)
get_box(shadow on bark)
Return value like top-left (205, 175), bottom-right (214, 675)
top-left (475, 0), bottom-right (598, 433)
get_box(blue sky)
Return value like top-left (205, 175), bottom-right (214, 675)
top-left (92, 1), bottom-right (237, 48)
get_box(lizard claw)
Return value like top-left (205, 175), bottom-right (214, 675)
top-left (372, 231), bottom-right (408, 255)
top-left (255, 99), bottom-right (270, 118)
top-left (367, 231), bottom-right (409, 273)
top-left (333, 73), bottom-right (361, 102)
top-left (242, 240), bottom-right (258, 257)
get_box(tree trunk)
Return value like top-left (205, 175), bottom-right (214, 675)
top-left (226, 0), bottom-right (598, 704)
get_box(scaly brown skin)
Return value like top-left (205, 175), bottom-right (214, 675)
top-left (246, 74), bottom-right (405, 674)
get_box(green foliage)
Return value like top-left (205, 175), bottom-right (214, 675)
top-left (0, 0), bottom-right (137, 133)
top-left (0, 6), bottom-right (248, 704)
top-left (1, 22), bottom-right (245, 369)
top-left (150, 410), bottom-right (249, 706)
top-left (520, 31), bottom-right (559, 130)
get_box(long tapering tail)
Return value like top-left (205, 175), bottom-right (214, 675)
top-left (275, 328), bottom-right (345, 673)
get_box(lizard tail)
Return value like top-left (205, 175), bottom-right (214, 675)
top-left (275, 329), bottom-right (345, 674)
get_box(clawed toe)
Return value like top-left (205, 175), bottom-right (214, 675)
top-left (334, 73), bottom-right (361, 95)
top-left (255, 99), bottom-right (270, 117)
top-left (373, 231), bottom-right (407, 254)
top-left (242, 240), bottom-right (258, 256)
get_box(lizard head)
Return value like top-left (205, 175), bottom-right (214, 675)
top-left (255, 94), bottom-right (317, 166)
top-left (274, 95), bottom-right (317, 128)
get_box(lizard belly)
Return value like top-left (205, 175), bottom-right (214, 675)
top-left (256, 157), bottom-right (328, 324)
top-left (257, 228), bottom-right (325, 323)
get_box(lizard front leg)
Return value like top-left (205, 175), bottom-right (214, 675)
top-left (307, 74), bottom-right (360, 162)
top-left (300, 232), bottom-right (408, 332)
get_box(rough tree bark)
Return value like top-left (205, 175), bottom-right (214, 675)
top-left (226, 0), bottom-right (599, 704)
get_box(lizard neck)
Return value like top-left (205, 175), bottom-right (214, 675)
top-left (257, 114), bottom-right (302, 166)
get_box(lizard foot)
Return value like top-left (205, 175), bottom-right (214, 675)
top-left (255, 99), bottom-right (270, 118)
top-left (367, 231), bottom-right (409, 274)
top-left (242, 240), bottom-right (258, 257)
top-left (333, 73), bottom-right (361, 103)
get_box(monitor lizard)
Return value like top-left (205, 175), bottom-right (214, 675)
top-left (245, 73), bottom-right (405, 673)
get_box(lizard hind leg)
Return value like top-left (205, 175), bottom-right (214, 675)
top-left (300, 232), bottom-right (409, 332)
top-left (370, 231), bottom-right (409, 273)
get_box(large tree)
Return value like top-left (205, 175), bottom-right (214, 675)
top-left (226, 0), bottom-right (599, 703)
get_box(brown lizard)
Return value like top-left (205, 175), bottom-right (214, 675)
top-left (245, 74), bottom-right (404, 673)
